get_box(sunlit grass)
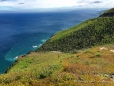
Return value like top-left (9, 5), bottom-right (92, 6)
top-left (0, 44), bottom-right (114, 85)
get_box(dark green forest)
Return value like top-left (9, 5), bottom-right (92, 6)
top-left (100, 8), bottom-right (114, 17)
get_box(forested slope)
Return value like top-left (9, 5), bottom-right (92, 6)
top-left (38, 16), bottom-right (114, 53)
top-left (99, 8), bottom-right (114, 17)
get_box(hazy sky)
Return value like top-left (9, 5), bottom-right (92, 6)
top-left (0, 0), bottom-right (114, 11)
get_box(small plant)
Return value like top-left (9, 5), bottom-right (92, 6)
top-left (85, 50), bottom-right (92, 54)
top-left (96, 53), bottom-right (102, 57)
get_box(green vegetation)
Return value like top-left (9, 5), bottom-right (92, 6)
top-left (99, 8), bottom-right (114, 17)
top-left (37, 17), bottom-right (114, 53)
top-left (0, 8), bottom-right (114, 86)
top-left (0, 45), bottom-right (114, 86)
top-left (36, 8), bottom-right (114, 53)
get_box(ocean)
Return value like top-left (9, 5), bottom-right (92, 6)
top-left (0, 9), bottom-right (104, 73)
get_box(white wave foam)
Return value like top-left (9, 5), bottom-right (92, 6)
top-left (5, 56), bottom-right (18, 61)
top-left (13, 56), bottom-right (18, 60)
top-left (32, 46), bottom-right (38, 48)
top-left (33, 44), bottom-right (42, 49)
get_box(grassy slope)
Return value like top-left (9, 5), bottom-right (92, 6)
top-left (0, 8), bottom-right (114, 86)
top-left (37, 17), bottom-right (114, 53)
top-left (0, 45), bottom-right (114, 86)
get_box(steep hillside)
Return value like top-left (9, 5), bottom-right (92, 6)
top-left (0, 8), bottom-right (114, 86)
top-left (37, 16), bottom-right (114, 53)
top-left (99, 8), bottom-right (114, 17)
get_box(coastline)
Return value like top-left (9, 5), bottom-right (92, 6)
top-left (5, 54), bottom-right (26, 73)
top-left (5, 49), bottom-right (39, 73)
top-left (1, 10), bottom-right (103, 71)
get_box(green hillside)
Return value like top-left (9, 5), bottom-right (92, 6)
top-left (99, 8), bottom-right (114, 17)
top-left (37, 17), bottom-right (114, 53)
top-left (0, 8), bottom-right (114, 86)
top-left (0, 45), bottom-right (114, 86)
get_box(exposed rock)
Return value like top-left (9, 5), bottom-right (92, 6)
top-left (110, 50), bottom-right (114, 53)
top-left (100, 47), bottom-right (108, 50)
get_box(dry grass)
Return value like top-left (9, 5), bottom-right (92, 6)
top-left (0, 44), bottom-right (114, 86)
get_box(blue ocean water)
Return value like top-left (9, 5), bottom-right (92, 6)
top-left (0, 9), bottom-right (104, 73)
